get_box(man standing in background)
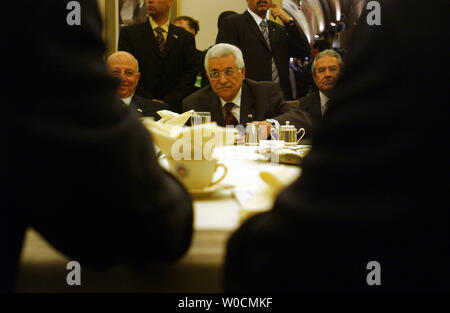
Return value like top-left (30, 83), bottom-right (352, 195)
top-left (216, 0), bottom-right (310, 100)
top-left (119, 0), bottom-right (197, 113)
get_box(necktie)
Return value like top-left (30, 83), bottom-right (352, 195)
top-left (224, 102), bottom-right (238, 126)
top-left (259, 20), bottom-right (279, 83)
top-left (155, 27), bottom-right (165, 53)
top-left (322, 100), bottom-right (330, 116)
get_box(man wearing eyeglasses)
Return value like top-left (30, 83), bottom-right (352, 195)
top-left (182, 43), bottom-right (312, 136)
top-left (298, 49), bottom-right (343, 137)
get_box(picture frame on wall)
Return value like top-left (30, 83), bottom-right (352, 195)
top-left (119, 0), bottom-right (148, 27)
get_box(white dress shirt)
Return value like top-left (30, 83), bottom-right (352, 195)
top-left (247, 8), bottom-right (267, 30)
top-left (121, 94), bottom-right (133, 105)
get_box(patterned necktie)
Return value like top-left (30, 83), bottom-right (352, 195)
top-left (259, 20), bottom-right (280, 83)
top-left (224, 102), bottom-right (238, 126)
top-left (155, 27), bottom-right (165, 53)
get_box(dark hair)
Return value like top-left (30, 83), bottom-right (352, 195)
top-left (313, 40), bottom-right (330, 52)
top-left (174, 16), bottom-right (200, 35)
top-left (217, 11), bottom-right (238, 29)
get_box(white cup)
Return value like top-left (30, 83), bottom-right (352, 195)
top-left (167, 158), bottom-right (227, 190)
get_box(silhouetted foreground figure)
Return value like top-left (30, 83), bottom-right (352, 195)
top-left (1, 1), bottom-right (193, 292)
top-left (225, 0), bottom-right (449, 292)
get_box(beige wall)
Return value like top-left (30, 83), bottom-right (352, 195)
top-left (179, 0), bottom-right (249, 50)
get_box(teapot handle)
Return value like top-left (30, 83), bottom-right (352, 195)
top-left (296, 128), bottom-right (306, 144)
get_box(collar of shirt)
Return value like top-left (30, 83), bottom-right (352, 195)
top-left (149, 17), bottom-right (170, 39)
top-left (121, 94), bottom-right (133, 106)
top-left (247, 8), bottom-right (267, 28)
top-left (220, 87), bottom-right (242, 123)
top-left (319, 91), bottom-right (330, 115)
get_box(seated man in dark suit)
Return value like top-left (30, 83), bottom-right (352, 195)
top-left (106, 51), bottom-right (169, 119)
top-left (224, 0), bottom-right (449, 293)
top-left (298, 49), bottom-right (343, 137)
top-left (183, 43), bottom-right (312, 137)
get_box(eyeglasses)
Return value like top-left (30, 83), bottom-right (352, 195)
top-left (208, 68), bottom-right (241, 80)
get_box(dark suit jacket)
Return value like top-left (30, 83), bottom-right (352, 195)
top-left (129, 93), bottom-right (169, 120)
top-left (118, 21), bottom-right (197, 113)
top-left (216, 10), bottom-right (310, 100)
top-left (2, 1), bottom-right (193, 292)
top-left (182, 78), bottom-right (312, 135)
top-left (225, 0), bottom-right (449, 292)
top-left (298, 91), bottom-right (322, 137)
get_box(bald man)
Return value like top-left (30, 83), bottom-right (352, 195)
top-left (107, 51), bottom-right (169, 119)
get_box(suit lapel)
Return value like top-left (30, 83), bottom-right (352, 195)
top-left (163, 24), bottom-right (179, 55)
top-left (244, 11), bottom-right (271, 53)
top-left (208, 92), bottom-right (225, 126)
top-left (267, 21), bottom-right (279, 49)
top-left (130, 95), bottom-right (144, 114)
top-left (312, 92), bottom-right (322, 123)
top-left (239, 81), bottom-right (255, 125)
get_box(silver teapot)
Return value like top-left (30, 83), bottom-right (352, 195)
top-left (278, 121), bottom-right (306, 146)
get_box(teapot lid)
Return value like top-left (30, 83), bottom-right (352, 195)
top-left (280, 121), bottom-right (296, 130)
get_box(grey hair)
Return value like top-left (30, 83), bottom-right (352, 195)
top-left (106, 51), bottom-right (140, 72)
top-left (311, 49), bottom-right (343, 74)
top-left (204, 43), bottom-right (245, 72)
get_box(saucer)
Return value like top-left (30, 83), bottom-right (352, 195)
top-left (188, 183), bottom-right (234, 196)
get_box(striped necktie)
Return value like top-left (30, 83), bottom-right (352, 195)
top-left (259, 20), bottom-right (279, 83)
top-left (155, 27), bottom-right (165, 53)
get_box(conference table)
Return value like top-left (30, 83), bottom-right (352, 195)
top-left (15, 145), bottom-right (304, 292)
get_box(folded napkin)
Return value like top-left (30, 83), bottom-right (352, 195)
top-left (156, 109), bottom-right (195, 126)
top-left (142, 116), bottom-right (238, 160)
top-left (237, 166), bottom-right (301, 222)
top-left (255, 145), bottom-right (311, 165)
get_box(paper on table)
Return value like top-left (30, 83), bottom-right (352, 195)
top-left (238, 166), bottom-right (301, 222)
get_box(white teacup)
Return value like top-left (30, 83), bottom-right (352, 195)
top-left (167, 158), bottom-right (227, 190)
